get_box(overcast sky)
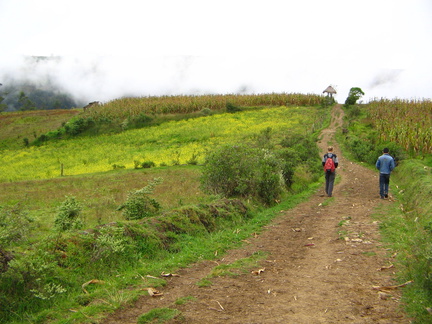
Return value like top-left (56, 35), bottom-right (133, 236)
top-left (1, 0), bottom-right (431, 103)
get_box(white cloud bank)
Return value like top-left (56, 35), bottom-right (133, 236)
top-left (1, 0), bottom-right (431, 103)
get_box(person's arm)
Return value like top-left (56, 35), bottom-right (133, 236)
top-left (390, 157), bottom-right (396, 171)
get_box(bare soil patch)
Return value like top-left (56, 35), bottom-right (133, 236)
top-left (103, 105), bottom-right (410, 323)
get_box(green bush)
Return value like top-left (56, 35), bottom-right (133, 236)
top-left (201, 144), bottom-right (284, 205)
top-left (321, 96), bottom-right (335, 108)
top-left (54, 196), bottom-right (84, 232)
top-left (0, 247), bottom-right (67, 322)
top-left (141, 161), bottom-right (156, 168)
top-left (129, 113), bottom-right (154, 129)
top-left (200, 107), bottom-right (212, 116)
top-left (64, 117), bottom-right (96, 136)
top-left (226, 102), bottom-right (242, 113)
top-left (118, 178), bottom-right (163, 220)
top-left (0, 204), bottom-right (35, 248)
top-left (278, 134), bottom-right (321, 188)
top-left (91, 226), bottom-right (130, 262)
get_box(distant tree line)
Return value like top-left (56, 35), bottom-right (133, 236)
top-left (0, 82), bottom-right (79, 112)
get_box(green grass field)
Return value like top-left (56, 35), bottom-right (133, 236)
top-left (0, 98), bottom-right (327, 323)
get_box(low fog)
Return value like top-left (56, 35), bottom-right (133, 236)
top-left (1, 55), bottom-right (430, 107)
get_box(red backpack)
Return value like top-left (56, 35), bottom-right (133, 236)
top-left (324, 155), bottom-right (335, 173)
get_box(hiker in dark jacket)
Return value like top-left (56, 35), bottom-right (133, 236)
top-left (376, 147), bottom-right (396, 199)
top-left (322, 146), bottom-right (339, 197)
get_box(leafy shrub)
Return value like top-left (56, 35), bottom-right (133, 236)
top-left (278, 134), bottom-right (321, 188)
top-left (226, 102), bottom-right (242, 113)
top-left (141, 161), bottom-right (156, 168)
top-left (344, 105), bottom-right (361, 119)
top-left (91, 226), bottom-right (130, 262)
top-left (129, 113), bottom-right (154, 129)
top-left (201, 144), bottom-right (284, 204)
top-left (54, 196), bottom-right (83, 232)
top-left (118, 178), bottom-right (163, 220)
top-left (276, 148), bottom-right (299, 188)
top-left (1, 249), bottom-right (66, 304)
top-left (200, 107), bottom-right (212, 116)
top-left (186, 150), bottom-right (200, 165)
top-left (64, 117), bottom-right (96, 136)
top-left (321, 96), bottom-right (335, 108)
top-left (133, 160), bottom-right (156, 169)
top-left (0, 204), bottom-right (34, 248)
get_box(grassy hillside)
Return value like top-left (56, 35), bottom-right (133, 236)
top-left (0, 109), bottom-right (80, 150)
top-left (0, 106), bottom-right (320, 183)
top-left (0, 94), bottom-right (328, 323)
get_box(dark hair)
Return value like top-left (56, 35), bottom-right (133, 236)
top-left (383, 148), bottom-right (389, 153)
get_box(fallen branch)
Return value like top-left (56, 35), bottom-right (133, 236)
top-left (82, 279), bottom-right (105, 294)
top-left (161, 271), bottom-right (180, 277)
top-left (377, 264), bottom-right (394, 271)
top-left (145, 275), bottom-right (159, 279)
top-left (373, 280), bottom-right (413, 291)
top-left (142, 287), bottom-right (163, 297)
top-left (251, 268), bottom-right (265, 275)
top-left (215, 300), bottom-right (225, 311)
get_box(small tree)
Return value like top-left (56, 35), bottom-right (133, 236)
top-left (17, 91), bottom-right (36, 111)
top-left (0, 84), bottom-right (7, 112)
top-left (344, 87), bottom-right (365, 107)
top-left (54, 196), bottom-right (83, 231)
top-left (118, 178), bottom-right (163, 220)
top-left (0, 95), bottom-right (7, 112)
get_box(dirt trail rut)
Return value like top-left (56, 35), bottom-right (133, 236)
top-left (103, 105), bottom-right (410, 323)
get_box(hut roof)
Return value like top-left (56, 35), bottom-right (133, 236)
top-left (323, 86), bottom-right (337, 94)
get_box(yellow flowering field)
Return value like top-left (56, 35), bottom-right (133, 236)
top-left (0, 106), bottom-right (320, 182)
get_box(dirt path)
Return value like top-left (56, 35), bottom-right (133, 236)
top-left (103, 105), bottom-right (410, 323)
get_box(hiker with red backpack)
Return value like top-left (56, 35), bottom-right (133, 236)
top-left (322, 146), bottom-right (339, 197)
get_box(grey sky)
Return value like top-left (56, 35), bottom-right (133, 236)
top-left (1, 0), bottom-right (431, 103)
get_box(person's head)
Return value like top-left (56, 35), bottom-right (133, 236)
top-left (327, 146), bottom-right (333, 152)
top-left (383, 148), bottom-right (389, 154)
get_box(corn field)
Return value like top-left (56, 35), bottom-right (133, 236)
top-left (368, 99), bottom-right (432, 155)
top-left (85, 93), bottom-right (323, 121)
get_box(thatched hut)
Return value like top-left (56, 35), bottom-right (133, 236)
top-left (323, 86), bottom-right (337, 97)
